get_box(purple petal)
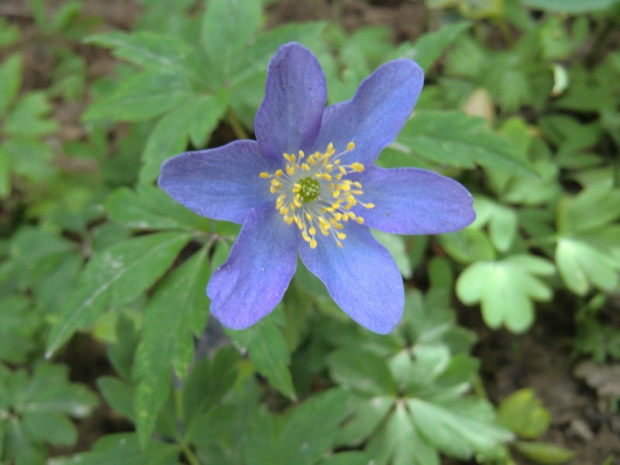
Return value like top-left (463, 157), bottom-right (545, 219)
top-left (299, 225), bottom-right (404, 334)
top-left (357, 166), bottom-right (475, 234)
top-left (158, 140), bottom-right (275, 224)
top-left (312, 59), bottom-right (423, 165)
top-left (207, 205), bottom-right (297, 329)
top-left (254, 43), bottom-right (327, 160)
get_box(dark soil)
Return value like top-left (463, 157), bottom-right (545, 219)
top-left (3, 0), bottom-right (619, 463)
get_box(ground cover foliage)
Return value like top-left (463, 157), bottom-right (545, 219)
top-left (0, 0), bottom-right (619, 464)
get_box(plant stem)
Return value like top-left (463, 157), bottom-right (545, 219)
top-left (175, 389), bottom-right (201, 465)
top-left (227, 108), bottom-right (249, 139)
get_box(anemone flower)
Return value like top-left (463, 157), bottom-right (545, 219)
top-left (159, 42), bottom-right (475, 333)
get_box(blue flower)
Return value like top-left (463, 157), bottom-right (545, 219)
top-left (159, 42), bottom-right (475, 334)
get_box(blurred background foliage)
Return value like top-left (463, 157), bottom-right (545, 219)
top-left (0, 0), bottom-right (619, 464)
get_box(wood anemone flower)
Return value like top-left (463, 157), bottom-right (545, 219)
top-left (158, 42), bottom-right (475, 333)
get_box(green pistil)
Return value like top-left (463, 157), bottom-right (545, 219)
top-left (298, 177), bottom-right (320, 202)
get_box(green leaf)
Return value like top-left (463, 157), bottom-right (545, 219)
top-left (337, 395), bottom-right (393, 446)
top-left (473, 197), bottom-right (518, 252)
top-left (200, 0), bottom-right (262, 83)
top-left (366, 402), bottom-right (439, 465)
top-left (97, 376), bottom-right (135, 422)
top-left (3, 92), bottom-right (59, 137)
top-left (406, 21), bottom-right (472, 71)
top-left (134, 247), bottom-right (210, 445)
top-left (46, 232), bottom-right (191, 357)
top-left (185, 403), bottom-right (237, 446)
top-left (0, 146), bottom-right (9, 197)
top-left (556, 238), bottom-right (618, 295)
top-left (398, 111), bottom-right (531, 173)
top-left (0, 363), bottom-right (98, 464)
top-left (22, 411), bottom-right (77, 446)
top-left (520, 0), bottom-right (619, 13)
top-left (408, 397), bottom-right (513, 458)
top-left (457, 255), bottom-right (555, 332)
top-left (0, 54), bottom-right (22, 116)
top-left (319, 452), bottom-right (373, 465)
top-left (85, 31), bottom-right (192, 75)
top-left (139, 93), bottom-right (228, 183)
top-left (228, 313), bottom-right (296, 400)
top-left (104, 186), bottom-right (210, 231)
top-left (72, 433), bottom-right (181, 465)
top-left (498, 389), bottom-right (551, 438)
top-left (83, 70), bottom-right (193, 122)
top-left (514, 441), bottom-right (576, 464)
top-left (275, 389), bottom-right (350, 465)
top-left (558, 180), bottom-right (620, 234)
top-left (0, 18), bottom-right (21, 48)
top-left (327, 348), bottom-right (398, 396)
top-left (183, 347), bottom-right (240, 424)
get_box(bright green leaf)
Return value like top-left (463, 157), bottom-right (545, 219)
top-left (498, 389), bottom-right (551, 439)
top-left (514, 441), bottom-right (576, 464)
top-left (3, 92), bottom-right (59, 137)
top-left (556, 238), bottom-right (618, 295)
top-left (405, 21), bottom-right (472, 71)
top-left (457, 255), bottom-right (555, 332)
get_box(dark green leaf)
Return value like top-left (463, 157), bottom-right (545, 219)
top-left (134, 247), bottom-right (210, 445)
top-left (328, 348), bottom-right (398, 396)
top-left (46, 232), bottom-right (191, 357)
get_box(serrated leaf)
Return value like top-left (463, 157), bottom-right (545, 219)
top-left (227, 314), bottom-right (296, 400)
top-left (71, 433), bottom-right (180, 465)
top-left (134, 247), bottom-right (210, 445)
top-left (104, 186), bottom-right (209, 231)
top-left (398, 111), bottom-right (531, 173)
top-left (200, 0), bottom-right (262, 84)
top-left (327, 348), bottom-right (398, 396)
top-left (3, 92), bottom-right (58, 137)
top-left (85, 31), bottom-right (192, 76)
top-left (230, 22), bottom-right (325, 87)
top-left (406, 21), bottom-right (472, 70)
top-left (139, 94), bottom-right (227, 183)
top-left (457, 255), bottom-right (554, 332)
top-left (0, 54), bottom-right (22, 116)
top-left (275, 389), bottom-right (349, 465)
top-left (46, 232), bottom-right (191, 357)
top-left (83, 70), bottom-right (193, 122)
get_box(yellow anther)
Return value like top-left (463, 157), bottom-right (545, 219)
top-left (260, 141), bottom-right (372, 250)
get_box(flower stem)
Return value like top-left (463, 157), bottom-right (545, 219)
top-left (227, 108), bottom-right (249, 139)
top-left (175, 389), bottom-right (201, 465)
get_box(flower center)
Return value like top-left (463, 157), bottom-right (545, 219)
top-left (259, 141), bottom-right (374, 249)
top-left (298, 177), bottom-right (320, 202)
